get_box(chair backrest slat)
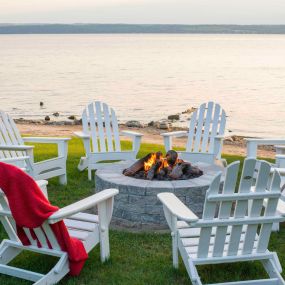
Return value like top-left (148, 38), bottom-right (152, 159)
top-left (111, 108), bottom-right (121, 151)
top-left (200, 101), bottom-right (214, 152)
top-left (33, 227), bottom-right (50, 249)
top-left (193, 103), bottom-right (206, 152)
top-left (186, 108), bottom-right (198, 152)
top-left (82, 102), bottom-right (121, 153)
top-left (212, 162), bottom-right (239, 257)
top-left (86, 104), bottom-right (99, 152)
top-left (23, 227), bottom-right (37, 246)
top-left (257, 171), bottom-right (280, 252)
top-left (103, 103), bottom-right (114, 152)
top-left (95, 102), bottom-right (107, 152)
top-left (42, 222), bottom-right (61, 250)
top-left (0, 194), bottom-right (19, 241)
top-left (208, 104), bottom-right (222, 152)
top-left (186, 102), bottom-right (226, 157)
top-left (197, 173), bottom-right (221, 258)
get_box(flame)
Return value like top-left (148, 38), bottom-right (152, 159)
top-left (144, 152), bottom-right (178, 173)
top-left (144, 153), bottom-right (157, 172)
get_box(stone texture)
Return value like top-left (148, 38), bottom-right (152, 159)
top-left (95, 161), bottom-right (224, 229)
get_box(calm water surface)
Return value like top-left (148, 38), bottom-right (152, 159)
top-left (0, 34), bottom-right (285, 137)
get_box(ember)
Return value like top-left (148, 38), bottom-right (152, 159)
top-left (123, 150), bottom-right (203, 180)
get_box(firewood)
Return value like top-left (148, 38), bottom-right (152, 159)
top-left (169, 163), bottom-right (184, 179)
top-left (123, 153), bottom-right (153, 176)
top-left (166, 150), bottom-right (178, 166)
top-left (146, 160), bottom-right (162, 180)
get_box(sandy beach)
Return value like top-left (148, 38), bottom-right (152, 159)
top-left (17, 123), bottom-right (275, 159)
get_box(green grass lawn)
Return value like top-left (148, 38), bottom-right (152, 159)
top-left (0, 138), bottom-right (284, 284)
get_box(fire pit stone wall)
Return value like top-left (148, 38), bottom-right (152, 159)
top-left (95, 161), bottom-right (224, 230)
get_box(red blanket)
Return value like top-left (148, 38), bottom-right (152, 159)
top-left (0, 162), bottom-right (88, 276)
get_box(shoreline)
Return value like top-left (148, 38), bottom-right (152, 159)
top-left (16, 121), bottom-right (276, 159)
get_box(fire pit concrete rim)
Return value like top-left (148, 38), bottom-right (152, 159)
top-left (96, 160), bottom-right (224, 189)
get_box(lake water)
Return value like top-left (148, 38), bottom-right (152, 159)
top-left (0, 34), bottom-right (285, 137)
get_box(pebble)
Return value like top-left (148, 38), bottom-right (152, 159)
top-left (156, 121), bottom-right (171, 130)
top-left (125, 120), bottom-right (144, 128)
top-left (53, 112), bottom-right (60, 117)
top-left (68, 115), bottom-right (76, 120)
top-left (44, 115), bottom-right (50, 121)
top-left (168, 114), bottom-right (180, 121)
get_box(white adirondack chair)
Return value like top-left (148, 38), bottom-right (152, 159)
top-left (75, 101), bottom-right (143, 180)
top-left (0, 111), bottom-right (70, 184)
top-left (0, 187), bottom-right (118, 284)
top-left (161, 102), bottom-right (226, 165)
top-left (246, 138), bottom-right (285, 231)
top-left (158, 158), bottom-right (285, 285)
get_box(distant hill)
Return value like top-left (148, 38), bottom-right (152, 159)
top-left (1, 24), bottom-right (285, 34)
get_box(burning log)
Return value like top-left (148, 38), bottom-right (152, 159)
top-left (123, 153), bottom-right (152, 176)
top-left (146, 160), bottom-right (162, 180)
top-left (166, 150), bottom-right (178, 166)
top-left (169, 162), bottom-right (187, 179)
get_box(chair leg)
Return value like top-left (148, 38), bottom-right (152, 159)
top-left (35, 254), bottom-right (69, 285)
top-left (59, 174), bottom-right (67, 185)
top-left (272, 222), bottom-right (280, 232)
top-left (78, 157), bottom-right (88, 171)
top-left (261, 257), bottom-right (285, 284)
top-left (172, 231), bottom-right (179, 269)
top-left (188, 259), bottom-right (202, 285)
top-left (88, 168), bottom-right (92, 181)
top-left (0, 242), bottom-right (22, 265)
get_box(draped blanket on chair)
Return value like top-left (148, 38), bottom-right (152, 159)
top-left (0, 162), bottom-right (88, 276)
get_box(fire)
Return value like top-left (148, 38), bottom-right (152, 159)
top-left (144, 153), bottom-right (160, 172)
top-left (143, 152), bottom-right (174, 173)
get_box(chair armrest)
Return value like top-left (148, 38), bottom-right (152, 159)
top-left (214, 135), bottom-right (224, 140)
top-left (48, 188), bottom-right (119, 224)
top-left (161, 131), bottom-right (188, 138)
top-left (23, 137), bottom-right (70, 144)
top-left (0, 145), bottom-right (34, 151)
top-left (120, 130), bottom-right (143, 137)
top-left (120, 131), bottom-right (142, 155)
top-left (0, 156), bottom-right (30, 163)
top-left (245, 138), bottom-right (285, 158)
top-left (157, 192), bottom-right (199, 222)
top-left (74, 131), bottom-right (91, 139)
top-left (245, 138), bottom-right (285, 145)
top-left (161, 131), bottom-right (188, 151)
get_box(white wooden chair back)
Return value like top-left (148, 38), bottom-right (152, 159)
top-left (196, 158), bottom-right (281, 259)
top-left (0, 111), bottom-right (25, 160)
top-left (186, 102), bottom-right (226, 157)
top-left (82, 102), bottom-right (121, 153)
top-left (0, 190), bottom-right (61, 251)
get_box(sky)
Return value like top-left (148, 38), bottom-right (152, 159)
top-left (1, 0), bottom-right (285, 24)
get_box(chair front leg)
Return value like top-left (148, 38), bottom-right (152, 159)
top-left (213, 137), bottom-right (223, 160)
top-left (163, 136), bottom-right (172, 152)
top-left (97, 197), bottom-right (114, 262)
top-left (57, 141), bottom-right (69, 185)
top-left (25, 148), bottom-right (35, 177)
top-left (132, 135), bottom-right (142, 156)
top-left (246, 141), bottom-right (258, 158)
top-left (163, 206), bottom-right (179, 268)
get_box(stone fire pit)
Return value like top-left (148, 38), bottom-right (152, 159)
top-left (95, 161), bottom-right (224, 230)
